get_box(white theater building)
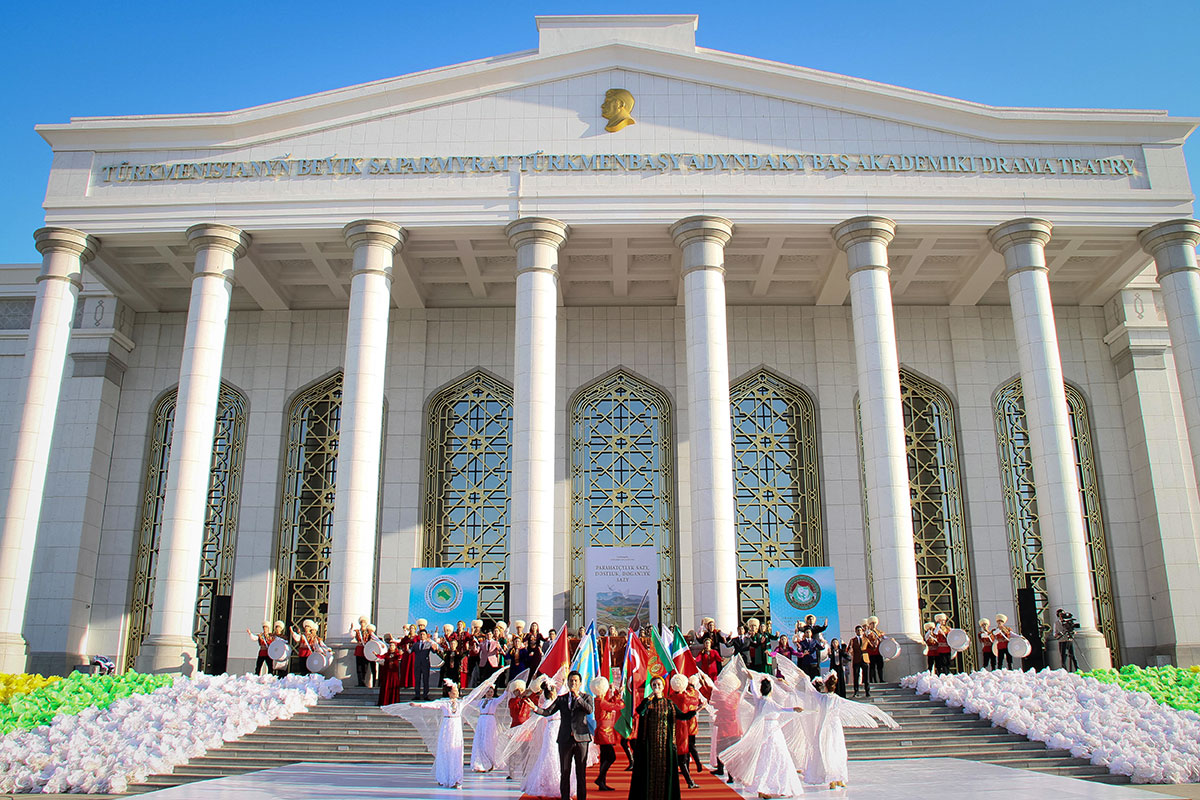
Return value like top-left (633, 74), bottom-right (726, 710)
top-left (2, 14), bottom-right (1200, 678)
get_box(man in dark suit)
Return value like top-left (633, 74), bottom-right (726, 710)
top-left (532, 670), bottom-right (594, 800)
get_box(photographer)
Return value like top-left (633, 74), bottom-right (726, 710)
top-left (1052, 608), bottom-right (1079, 671)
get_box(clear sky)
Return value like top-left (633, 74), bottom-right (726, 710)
top-left (2, 0), bottom-right (1197, 263)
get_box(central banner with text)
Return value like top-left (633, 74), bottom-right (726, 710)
top-left (585, 547), bottom-right (658, 631)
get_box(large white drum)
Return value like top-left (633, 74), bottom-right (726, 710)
top-left (946, 628), bottom-right (970, 653)
top-left (267, 638), bottom-right (290, 662)
top-left (364, 638), bottom-right (386, 662)
top-left (878, 637), bottom-right (901, 661)
top-left (307, 650), bottom-right (332, 673)
top-left (1007, 635), bottom-right (1032, 659)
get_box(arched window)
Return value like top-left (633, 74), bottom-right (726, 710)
top-left (730, 369), bottom-right (824, 623)
top-left (126, 383), bottom-right (247, 673)
top-left (570, 370), bottom-right (675, 628)
top-left (994, 378), bottom-right (1121, 663)
top-left (423, 371), bottom-right (513, 625)
top-left (856, 369), bottom-right (976, 669)
top-left (273, 372), bottom-right (342, 636)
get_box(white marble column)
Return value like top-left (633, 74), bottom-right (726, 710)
top-left (506, 217), bottom-right (567, 629)
top-left (1139, 219), bottom-right (1200, 493)
top-left (0, 227), bottom-right (98, 672)
top-left (670, 216), bottom-right (739, 631)
top-left (138, 224), bottom-right (248, 673)
top-left (833, 217), bottom-right (923, 665)
top-left (989, 217), bottom-right (1111, 670)
top-left (326, 220), bottom-right (405, 674)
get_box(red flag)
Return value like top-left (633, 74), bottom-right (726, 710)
top-left (599, 635), bottom-right (613, 682)
top-left (670, 625), bottom-right (700, 677)
top-left (537, 623), bottom-right (570, 681)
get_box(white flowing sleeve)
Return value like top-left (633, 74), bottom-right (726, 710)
top-left (833, 695), bottom-right (900, 729)
top-left (383, 700), bottom-right (448, 755)
top-left (461, 669), bottom-right (507, 730)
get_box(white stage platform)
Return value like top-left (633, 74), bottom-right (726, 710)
top-left (135, 759), bottom-right (1185, 799)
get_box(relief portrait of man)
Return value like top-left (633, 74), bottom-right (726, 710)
top-left (601, 88), bottom-right (636, 132)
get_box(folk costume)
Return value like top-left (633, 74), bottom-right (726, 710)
top-left (718, 684), bottom-right (805, 798)
top-left (377, 647), bottom-right (403, 706)
top-left (628, 693), bottom-right (697, 800)
top-left (399, 633), bottom-right (415, 688)
top-left (801, 688), bottom-right (898, 789)
top-left (593, 686), bottom-right (625, 791)
top-left (669, 682), bottom-right (704, 787)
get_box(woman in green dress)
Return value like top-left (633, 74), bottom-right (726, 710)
top-left (628, 674), bottom-right (697, 800)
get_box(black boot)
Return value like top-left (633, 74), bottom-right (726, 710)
top-left (680, 763), bottom-right (697, 789)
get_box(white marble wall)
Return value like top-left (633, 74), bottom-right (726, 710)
top-left (0, 299), bottom-right (1182, 671)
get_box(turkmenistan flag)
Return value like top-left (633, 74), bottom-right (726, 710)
top-left (645, 625), bottom-right (675, 697)
top-left (670, 625), bottom-right (699, 677)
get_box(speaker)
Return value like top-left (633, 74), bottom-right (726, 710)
top-left (206, 595), bottom-right (233, 675)
top-left (1016, 587), bottom-right (1045, 670)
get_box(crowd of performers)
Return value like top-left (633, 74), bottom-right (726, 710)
top-left (368, 616), bottom-right (899, 798)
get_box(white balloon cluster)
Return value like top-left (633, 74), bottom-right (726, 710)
top-left (902, 669), bottom-right (1200, 784)
top-left (0, 672), bottom-right (342, 794)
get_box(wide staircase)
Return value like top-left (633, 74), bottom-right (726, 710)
top-left (125, 682), bottom-right (1126, 793)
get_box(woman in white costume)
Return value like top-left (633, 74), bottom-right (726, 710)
top-left (383, 670), bottom-right (504, 788)
top-left (521, 679), bottom-right (564, 798)
top-left (470, 683), bottom-right (507, 772)
top-left (719, 676), bottom-right (806, 798)
top-left (802, 673), bottom-right (898, 789)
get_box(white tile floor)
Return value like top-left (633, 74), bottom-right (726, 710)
top-left (135, 759), bottom-right (1184, 800)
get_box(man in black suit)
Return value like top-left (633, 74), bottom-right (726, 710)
top-left (532, 670), bottom-right (594, 800)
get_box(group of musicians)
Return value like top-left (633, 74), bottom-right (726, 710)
top-left (245, 607), bottom-right (1073, 700)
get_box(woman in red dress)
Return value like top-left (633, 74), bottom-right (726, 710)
top-left (377, 640), bottom-right (403, 705)
top-left (399, 625), bottom-right (415, 688)
top-left (592, 679), bottom-right (625, 792)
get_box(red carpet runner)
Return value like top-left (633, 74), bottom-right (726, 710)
top-left (521, 751), bottom-right (741, 799)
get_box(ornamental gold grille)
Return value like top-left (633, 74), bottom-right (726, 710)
top-left (855, 371), bottom-right (976, 670)
top-left (125, 383), bottom-right (247, 672)
top-left (730, 369), bottom-right (824, 623)
top-left (423, 371), bottom-right (512, 625)
top-left (570, 371), bottom-right (675, 629)
top-left (273, 372), bottom-right (342, 637)
top-left (994, 378), bottom-right (1121, 664)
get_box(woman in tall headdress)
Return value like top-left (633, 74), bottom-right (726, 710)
top-left (628, 674), bottom-right (697, 800)
top-left (383, 671), bottom-right (504, 788)
top-left (718, 675), bottom-right (805, 798)
top-left (801, 673), bottom-right (898, 790)
top-left (399, 623), bottom-right (417, 688)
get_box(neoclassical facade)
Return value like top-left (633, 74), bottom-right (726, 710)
top-left (1, 15), bottom-right (1199, 677)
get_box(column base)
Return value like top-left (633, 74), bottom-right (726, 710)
top-left (323, 636), bottom-right (355, 681)
top-left (880, 633), bottom-right (927, 681)
top-left (135, 635), bottom-right (198, 675)
top-left (0, 632), bottom-right (29, 673)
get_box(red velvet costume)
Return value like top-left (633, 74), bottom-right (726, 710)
top-left (508, 695), bottom-right (532, 726)
top-left (593, 690), bottom-right (625, 745)
top-left (377, 650), bottom-right (402, 705)
top-left (669, 686), bottom-right (702, 755)
top-left (399, 636), bottom-right (414, 687)
top-left (697, 649), bottom-right (721, 681)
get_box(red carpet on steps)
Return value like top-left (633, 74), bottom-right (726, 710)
top-left (520, 751), bottom-right (741, 799)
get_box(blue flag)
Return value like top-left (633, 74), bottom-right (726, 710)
top-left (569, 620), bottom-right (600, 689)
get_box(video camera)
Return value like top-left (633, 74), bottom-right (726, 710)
top-left (1058, 610), bottom-right (1078, 639)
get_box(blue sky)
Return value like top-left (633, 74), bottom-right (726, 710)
top-left (2, 0), bottom-right (1197, 263)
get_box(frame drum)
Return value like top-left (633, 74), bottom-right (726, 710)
top-left (946, 628), bottom-right (970, 652)
top-left (878, 637), bottom-right (901, 661)
top-left (267, 638), bottom-right (290, 662)
top-left (1008, 635), bottom-right (1032, 659)
top-left (364, 638), bottom-right (386, 662)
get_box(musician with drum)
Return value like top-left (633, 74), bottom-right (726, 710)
top-left (291, 619), bottom-right (332, 675)
top-left (978, 619), bottom-right (996, 670)
top-left (266, 622), bottom-right (290, 677)
top-left (246, 623), bottom-right (273, 676)
top-left (993, 614), bottom-right (1014, 669)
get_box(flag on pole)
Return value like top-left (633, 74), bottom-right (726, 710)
top-left (670, 625), bottom-right (699, 677)
top-left (569, 621), bottom-right (600, 688)
top-left (616, 627), bottom-right (649, 737)
top-left (645, 625), bottom-right (675, 697)
top-left (537, 621), bottom-right (570, 683)
top-left (598, 631), bottom-right (613, 682)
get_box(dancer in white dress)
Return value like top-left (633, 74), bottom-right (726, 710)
top-left (470, 684), bottom-right (507, 772)
top-left (383, 670), bottom-right (504, 788)
top-left (719, 677), bottom-right (807, 798)
top-left (521, 680), bottom-right (564, 798)
top-left (803, 673), bottom-right (898, 789)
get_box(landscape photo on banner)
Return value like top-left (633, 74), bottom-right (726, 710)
top-left (407, 568), bottom-right (479, 632)
top-left (585, 546), bottom-right (658, 631)
top-left (767, 566), bottom-right (840, 646)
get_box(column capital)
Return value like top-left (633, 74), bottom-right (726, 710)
top-left (505, 217), bottom-right (569, 251)
top-left (670, 215), bottom-right (733, 249)
top-left (186, 223), bottom-right (250, 258)
top-left (33, 227), bottom-right (99, 262)
top-left (988, 217), bottom-right (1052, 252)
top-left (831, 215), bottom-right (895, 251)
top-left (343, 219), bottom-right (406, 253)
top-left (1139, 219), bottom-right (1200, 278)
